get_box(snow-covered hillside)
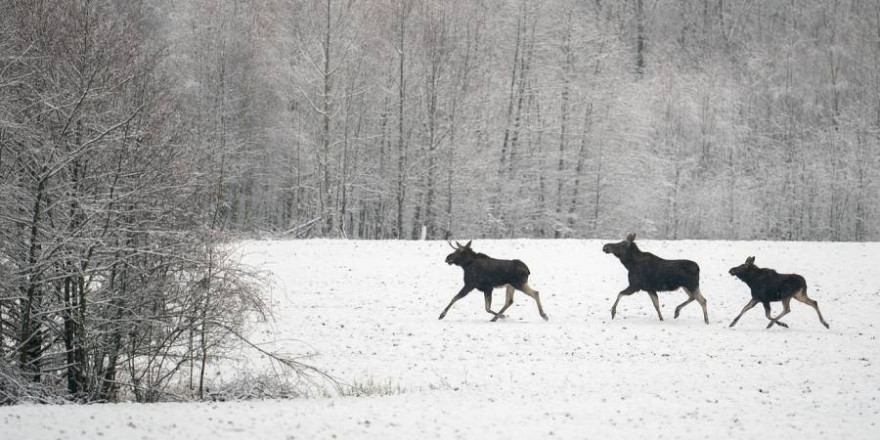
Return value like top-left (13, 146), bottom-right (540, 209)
top-left (4, 239), bottom-right (880, 439)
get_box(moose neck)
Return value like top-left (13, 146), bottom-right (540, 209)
top-left (736, 267), bottom-right (761, 285)
top-left (618, 243), bottom-right (642, 269)
top-left (456, 252), bottom-right (478, 268)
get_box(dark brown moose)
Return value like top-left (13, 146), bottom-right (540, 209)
top-left (439, 240), bottom-right (548, 322)
top-left (602, 233), bottom-right (709, 324)
top-left (728, 256), bottom-right (830, 329)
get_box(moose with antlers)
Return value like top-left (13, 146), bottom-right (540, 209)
top-left (602, 233), bottom-right (709, 324)
top-left (728, 256), bottom-right (830, 329)
top-left (439, 240), bottom-right (549, 322)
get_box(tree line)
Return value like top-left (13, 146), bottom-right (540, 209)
top-left (146, 0), bottom-right (878, 242)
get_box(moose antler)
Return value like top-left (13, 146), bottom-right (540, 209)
top-left (447, 238), bottom-right (472, 249)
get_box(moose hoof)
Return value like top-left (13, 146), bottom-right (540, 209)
top-left (823, 322), bottom-right (830, 329)
top-left (438, 313), bottom-right (446, 320)
top-left (674, 311), bottom-right (681, 319)
top-left (611, 310), bottom-right (616, 319)
top-left (541, 314), bottom-right (549, 321)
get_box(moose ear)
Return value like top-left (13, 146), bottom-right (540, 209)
top-left (464, 240), bottom-right (472, 249)
top-left (625, 233), bottom-right (636, 243)
top-left (746, 256), bottom-right (755, 265)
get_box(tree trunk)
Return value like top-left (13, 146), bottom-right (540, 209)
top-left (568, 103), bottom-right (593, 234)
top-left (396, 1), bottom-right (408, 239)
top-left (555, 15), bottom-right (573, 238)
top-left (635, 0), bottom-right (646, 75)
top-left (20, 174), bottom-right (46, 382)
top-left (322, 0), bottom-right (334, 235)
top-left (500, 6), bottom-right (524, 171)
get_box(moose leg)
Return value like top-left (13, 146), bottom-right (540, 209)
top-left (647, 291), bottom-right (663, 321)
top-left (492, 285), bottom-right (516, 322)
top-left (793, 289), bottom-right (830, 329)
top-left (438, 286), bottom-right (473, 320)
top-left (483, 289), bottom-right (504, 320)
top-left (673, 294), bottom-right (694, 320)
top-left (693, 288), bottom-right (709, 324)
top-left (762, 302), bottom-right (775, 327)
top-left (611, 286), bottom-right (639, 319)
top-left (729, 298), bottom-right (758, 328)
top-left (766, 298), bottom-right (791, 329)
top-left (501, 285), bottom-right (515, 319)
top-left (519, 283), bottom-right (549, 321)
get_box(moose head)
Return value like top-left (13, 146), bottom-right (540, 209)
top-left (602, 233), bottom-right (637, 259)
top-left (445, 240), bottom-right (475, 266)
top-left (728, 256), bottom-right (756, 278)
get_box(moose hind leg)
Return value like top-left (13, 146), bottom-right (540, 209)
top-left (673, 293), bottom-right (694, 320)
top-left (647, 291), bottom-right (663, 321)
top-left (794, 289), bottom-right (830, 329)
top-left (520, 283), bottom-right (548, 321)
top-left (693, 288), bottom-right (709, 324)
top-left (492, 285), bottom-right (516, 322)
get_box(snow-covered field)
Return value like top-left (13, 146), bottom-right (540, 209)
top-left (4, 239), bottom-right (880, 439)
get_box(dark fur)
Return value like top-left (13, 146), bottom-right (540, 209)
top-left (728, 256), bottom-right (830, 329)
top-left (439, 241), bottom-right (548, 322)
top-left (445, 247), bottom-right (530, 292)
top-left (729, 260), bottom-right (806, 303)
top-left (602, 233), bottom-right (708, 323)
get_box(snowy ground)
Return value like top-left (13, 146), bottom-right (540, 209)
top-left (4, 239), bottom-right (880, 439)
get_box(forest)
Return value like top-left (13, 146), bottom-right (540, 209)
top-left (149, 0), bottom-right (878, 242)
top-left (1, 0), bottom-right (879, 402)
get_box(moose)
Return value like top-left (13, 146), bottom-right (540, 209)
top-left (602, 233), bottom-right (709, 324)
top-left (439, 240), bottom-right (549, 322)
top-left (728, 256), bottom-right (830, 329)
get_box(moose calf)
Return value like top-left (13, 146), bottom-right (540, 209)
top-left (439, 240), bottom-right (548, 322)
top-left (728, 256), bottom-right (830, 329)
top-left (602, 233), bottom-right (709, 324)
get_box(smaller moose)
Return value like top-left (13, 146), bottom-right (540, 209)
top-left (439, 240), bottom-right (548, 322)
top-left (728, 256), bottom-right (830, 329)
top-left (602, 233), bottom-right (709, 324)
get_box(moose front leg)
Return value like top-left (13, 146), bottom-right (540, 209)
top-left (483, 289), bottom-right (505, 320)
top-left (765, 299), bottom-right (790, 329)
top-left (611, 286), bottom-right (639, 319)
top-left (729, 298), bottom-right (758, 327)
top-left (491, 285), bottom-right (516, 322)
top-left (438, 286), bottom-right (473, 320)
top-left (647, 291), bottom-right (663, 321)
